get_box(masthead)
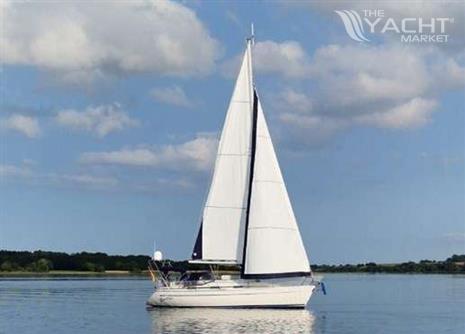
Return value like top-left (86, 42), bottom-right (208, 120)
top-left (247, 23), bottom-right (255, 45)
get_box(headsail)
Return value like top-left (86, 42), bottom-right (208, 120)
top-left (242, 93), bottom-right (311, 278)
top-left (192, 41), bottom-right (254, 263)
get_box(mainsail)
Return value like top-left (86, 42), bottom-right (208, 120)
top-left (192, 36), bottom-right (311, 277)
top-left (192, 40), bottom-right (254, 263)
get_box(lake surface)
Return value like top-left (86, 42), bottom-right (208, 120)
top-left (0, 274), bottom-right (464, 333)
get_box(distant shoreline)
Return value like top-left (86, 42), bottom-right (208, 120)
top-left (1, 271), bottom-right (463, 279)
top-left (1, 250), bottom-right (464, 275)
top-left (0, 270), bottom-right (149, 278)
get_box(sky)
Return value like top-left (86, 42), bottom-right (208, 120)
top-left (0, 0), bottom-right (464, 264)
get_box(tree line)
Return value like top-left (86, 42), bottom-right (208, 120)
top-left (311, 254), bottom-right (465, 274)
top-left (0, 250), bottom-right (150, 273)
top-left (1, 250), bottom-right (464, 274)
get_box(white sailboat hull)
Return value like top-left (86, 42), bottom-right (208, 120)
top-left (147, 281), bottom-right (315, 308)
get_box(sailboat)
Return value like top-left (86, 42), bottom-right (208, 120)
top-left (147, 28), bottom-right (320, 308)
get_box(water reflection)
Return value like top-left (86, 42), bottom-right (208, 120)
top-left (148, 308), bottom-right (316, 334)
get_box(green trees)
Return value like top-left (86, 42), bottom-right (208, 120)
top-left (0, 258), bottom-right (52, 272)
top-left (446, 254), bottom-right (465, 262)
top-left (311, 256), bottom-right (465, 273)
top-left (26, 258), bottom-right (53, 272)
top-left (0, 250), bottom-right (148, 272)
top-left (1, 261), bottom-right (16, 271)
top-left (82, 262), bottom-right (105, 272)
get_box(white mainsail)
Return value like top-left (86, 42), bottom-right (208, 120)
top-left (192, 36), bottom-right (310, 277)
top-left (192, 41), bottom-right (254, 263)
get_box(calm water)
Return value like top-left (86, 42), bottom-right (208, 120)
top-left (0, 274), bottom-right (464, 333)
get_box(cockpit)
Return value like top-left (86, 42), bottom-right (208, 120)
top-left (179, 271), bottom-right (213, 283)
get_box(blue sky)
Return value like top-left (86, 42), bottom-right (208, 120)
top-left (1, 1), bottom-right (464, 264)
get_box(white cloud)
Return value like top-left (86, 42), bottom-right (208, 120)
top-left (254, 40), bottom-right (310, 78)
top-left (275, 89), bottom-right (314, 113)
top-left (81, 148), bottom-right (159, 167)
top-left (50, 173), bottom-right (118, 187)
top-left (244, 40), bottom-right (464, 147)
top-left (227, 41), bottom-right (454, 105)
top-left (55, 104), bottom-right (138, 137)
top-left (221, 40), bottom-right (310, 78)
top-left (0, 164), bottom-right (33, 178)
top-left (308, 44), bottom-right (431, 106)
top-left (279, 111), bottom-right (348, 145)
top-left (79, 133), bottom-right (218, 172)
top-left (0, 162), bottom-right (202, 193)
top-left (432, 58), bottom-right (465, 89)
top-left (150, 86), bottom-right (194, 108)
top-left (219, 36), bottom-right (465, 149)
top-left (1, 114), bottom-right (41, 138)
top-left (0, 163), bottom-right (118, 189)
top-left (355, 98), bottom-right (437, 129)
top-left (133, 177), bottom-right (196, 193)
top-left (0, 0), bottom-right (220, 84)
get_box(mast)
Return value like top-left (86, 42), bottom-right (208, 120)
top-left (241, 24), bottom-right (257, 274)
top-left (246, 23), bottom-right (254, 100)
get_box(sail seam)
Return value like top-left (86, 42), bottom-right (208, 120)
top-left (205, 205), bottom-right (246, 210)
top-left (253, 180), bottom-right (283, 184)
top-left (217, 153), bottom-right (251, 157)
top-left (248, 227), bottom-right (297, 231)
